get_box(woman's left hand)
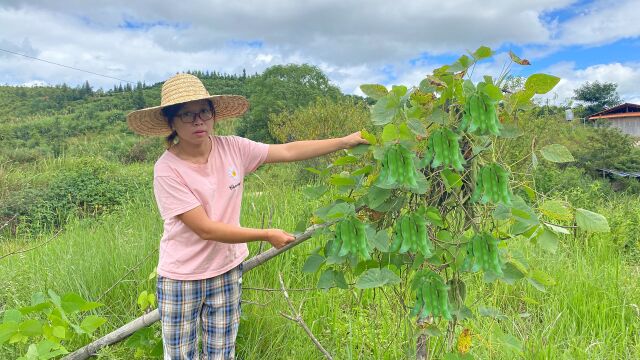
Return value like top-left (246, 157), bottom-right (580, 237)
top-left (342, 131), bottom-right (370, 149)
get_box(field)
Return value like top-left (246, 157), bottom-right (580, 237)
top-left (1, 160), bottom-right (638, 359)
top-left (1, 62), bottom-right (640, 359)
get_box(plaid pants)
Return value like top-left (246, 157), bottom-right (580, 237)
top-left (157, 264), bottom-right (243, 360)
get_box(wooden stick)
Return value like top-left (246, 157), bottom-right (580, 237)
top-left (278, 272), bottom-right (333, 360)
top-left (63, 221), bottom-right (332, 360)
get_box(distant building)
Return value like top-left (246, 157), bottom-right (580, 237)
top-left (588, 103), bottom-right (640, 137)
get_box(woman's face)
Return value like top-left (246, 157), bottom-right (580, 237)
top-left (171, 99), bottom-right (214, 146)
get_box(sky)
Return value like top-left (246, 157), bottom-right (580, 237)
top-left (1, 0), bottom-right (639, 104)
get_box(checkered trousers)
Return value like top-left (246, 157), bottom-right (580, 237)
top-left (156, 263), bottom-right (243, 360)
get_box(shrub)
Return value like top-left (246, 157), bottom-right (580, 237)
top-left (0, 158), bottom-right (147, 236)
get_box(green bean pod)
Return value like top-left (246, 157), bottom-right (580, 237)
top-left (399, 215), bottom-right (412, 253)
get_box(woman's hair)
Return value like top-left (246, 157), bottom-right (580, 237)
top-left (161, 100), bottom-right (216, 149)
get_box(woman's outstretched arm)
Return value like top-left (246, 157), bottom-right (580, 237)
top-left (264, 131), bottom-right (369, 164)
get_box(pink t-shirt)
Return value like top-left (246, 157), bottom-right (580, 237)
top-left (153, 135), bottom-right (269, 280)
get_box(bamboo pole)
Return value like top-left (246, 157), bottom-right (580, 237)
top-left (64, 222), bottom-right (331, 360)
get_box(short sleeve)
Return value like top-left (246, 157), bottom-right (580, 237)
top-left (233, 136), bottom-right (269, 174)
top-left (153, 176), bottom-right (201, 220)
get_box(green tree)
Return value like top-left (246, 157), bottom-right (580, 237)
top-left (573, 81), bottom-right (622, 118)
top-left (132, 82), bottom-right (146, 110)
top-left (574, 126), bottom-right (640, 173)
top-left (236, 64), bottom-right (342, 143)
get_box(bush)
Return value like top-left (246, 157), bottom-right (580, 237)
top-left (0, 158), bottom-right (147, 236)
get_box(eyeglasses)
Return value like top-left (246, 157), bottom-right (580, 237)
top-left (175, 108), bottom-right (214, 124)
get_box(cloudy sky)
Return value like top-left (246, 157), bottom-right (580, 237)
top-left (1, 0), bottom-right (639, 104)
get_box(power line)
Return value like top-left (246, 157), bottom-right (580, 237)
top-left (0, 47), bottom-right (134, 84)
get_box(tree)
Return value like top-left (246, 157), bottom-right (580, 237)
top-left (573, 81), bottom-right (622, 118)
top-left (131, 82), bottom-right (146, 110)
top-left (236, 64), bottom-right (342, 143)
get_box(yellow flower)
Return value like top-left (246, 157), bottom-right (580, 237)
top-left (457, 328), bottom-right (472, 354)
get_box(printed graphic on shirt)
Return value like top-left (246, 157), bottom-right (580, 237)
top-left (227, 166), bottom-right (241, 190)
top-left (227, 166), bottom-right (239, 180)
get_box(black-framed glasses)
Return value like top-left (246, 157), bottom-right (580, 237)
top-left (175, 108), bottom-right (214, 124)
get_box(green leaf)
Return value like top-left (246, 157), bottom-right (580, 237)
top-left (440, 169), bottom-right (462, 190)
top-left (360, 84), bottom-right (388, 100)
top-left (371, 95), bottom-right (401, 126)
top-left (540, 144), bottom-right (575, 163)
top-left (137, 291), bottom-right (149, 311)
top-left (48, 290), bottom-right (62, 308)
top-left (536, 229), bottom-right (558, 253)
top-left (52, 326), bottom-right (66, 339)
top-left (352, 165), bottom-right (373, 177)
top-left (302, 254), bottom-right (325, 273)
top-left (369, 229), bottom-right (389, 252)
top-left (19, 319), bottom-right (42, 337)
top-left (472, 46), bottom-right (493, 60)
top-left (398, 122), bottom-right (415, 142)
top-left (381, 123), bottom-right (399, 142)
top-left (436, 230), bottom-right (453, 242)
top-left (510, 196), bottom-right (539, 226)
top-left (527, 270), bottom-right (556, 292)
top-left (0, 322), bottom-right (19, 344)
top-left (425, 207), bottom-right (445, 227)
top-left (419, 78), bottom-right (437, 93)
top-left (328, 174), bottom-right (356, 187)
top-left (355, 268), bottom-right (400, 289)
top-left (80, 315), bottom-right (106, 334)
top-left (61, 293), bottom-right (88, 314)
top-left (546, 223), bottom-right (571, 235)
top-left (3, 309), bottom-right (22, 323)
top-left (302, 185), bottom-right (328, 200)
top-left (481, 83), bottom-right (503, 101)
top-left (318, 269), bottom-right (337, 289)
top-left (539, 200), bottom-right (572, 221)
top-left (501, 262), bottom-right (526, 284)
top-left (509, 50), bottom-right (531, 66)
top-left (427, 108), bottom-right (446, 124)
top-left (575, 208), bottom-right (610, 233)
top-left (407, 118), bottom-right (427, 136)
top-left (147, 293), bottom-right (156, 308)
top-left (360, 129), bottom-right (377, 145)
top-left (324, 202), bottom-right (355, 220)
top-left (391, 85), bottom-right (408, 97)
top-left (334, 271), bottom-right (349, 289)
top-left (513, 87), bottom-right (536, 108)
top-left (348, 144), bottom-right (370, 156)
top-left (332, 155), bottom-right (358, 166)
top-left (525, 73), bottom-right (560, 94)
top-left (148, 269), bottom-right (157, 281)
top-left (366, 186), bottom-right (392, 210)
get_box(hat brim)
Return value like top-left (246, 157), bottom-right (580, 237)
top-left (126, 95), bottom-right (249, 136)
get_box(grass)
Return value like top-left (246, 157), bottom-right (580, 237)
top-left (1, 163), bottom-right (639, 359)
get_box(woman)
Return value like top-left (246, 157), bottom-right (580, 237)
top-left (126, 73), bottom-right (368, 359)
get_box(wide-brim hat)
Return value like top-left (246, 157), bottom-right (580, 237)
top-left (126, 73), bottom-right (249, 136)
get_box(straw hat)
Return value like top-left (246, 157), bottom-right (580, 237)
top-left (126, 73), bottom-right (249, 136)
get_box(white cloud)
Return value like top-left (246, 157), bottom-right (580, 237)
top-left (538, 61), bottom-right (640, 105)
top-left (553, 0), bottom-right (640, 46)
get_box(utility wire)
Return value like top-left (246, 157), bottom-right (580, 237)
top-left (0, 47), bottom-right (134, 84)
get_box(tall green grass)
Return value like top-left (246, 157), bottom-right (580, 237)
top-left (1, 165), bottom-right (639, 359)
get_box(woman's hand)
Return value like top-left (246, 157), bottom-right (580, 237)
top-left (265, 229), bottom-right (296, 249)
top-left (342, 131), bottom-right (370, 149)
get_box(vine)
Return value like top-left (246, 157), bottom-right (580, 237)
top-left (302, 46), bottom-right (610, 358)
